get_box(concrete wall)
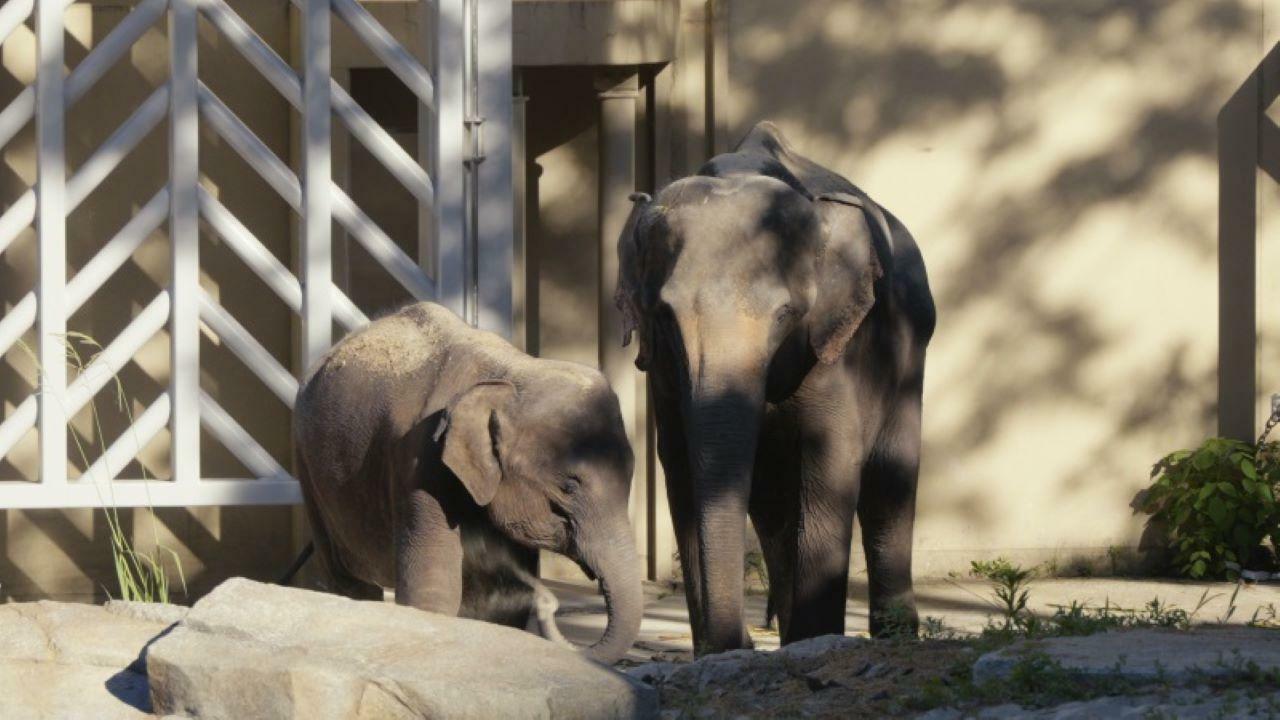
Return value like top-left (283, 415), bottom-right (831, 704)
top-left (698, 0), bottom-right (1276, 576)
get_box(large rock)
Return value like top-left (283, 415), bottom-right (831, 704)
top-left (147, 578), bottom-right (657, 719)
top-left (0, 600), bottom-right (179, 719)
top-left (973, 626), bottom-right (1280, 684)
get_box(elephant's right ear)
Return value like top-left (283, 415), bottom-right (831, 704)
top-left (615, 192), bottom-right (652, 370)
top-left (435, 381), bottom-right (516, 506)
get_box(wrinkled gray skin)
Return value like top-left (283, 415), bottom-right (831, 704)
top-left (293, 302), bottom-right (643, 663)
top-left (616, 122), bottom-right (936, 654)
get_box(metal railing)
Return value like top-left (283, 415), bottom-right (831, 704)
top-left (0, 0), bottom-right (505, 508)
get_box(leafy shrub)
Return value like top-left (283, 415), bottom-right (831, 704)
top-left (970, 558), bottom-right (1036, 632)
top-left (1140, 437), bottom-right (1280, 579)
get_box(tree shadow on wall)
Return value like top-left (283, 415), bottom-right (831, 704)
top-left (724, 0), bottom-right (1256, 545)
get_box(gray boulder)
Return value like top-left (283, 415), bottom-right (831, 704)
top-left (147, 578), bottom-right (657, 719)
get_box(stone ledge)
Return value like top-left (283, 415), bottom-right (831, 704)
top-left (972, 626), bottom-right (1280, 684)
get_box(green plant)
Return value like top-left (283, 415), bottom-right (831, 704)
top-left (1140, 437), bottom-right (1280, 579)
top-left (872, 599), bottom-right (920, 639)
top-left (20, 335), bottom-right (186, 603)
top-left (970, 557), bottom-right (1037, 632)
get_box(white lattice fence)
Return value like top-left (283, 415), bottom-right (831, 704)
top-left (0, 0), bottom-right (485, 508)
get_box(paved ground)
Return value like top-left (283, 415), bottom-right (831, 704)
top-left (549, 576), bottom-right (1280, 662)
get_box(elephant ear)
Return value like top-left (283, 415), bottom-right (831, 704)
top-left (434, 380), bottom-right (517, 506)
top-left (615, 192), bottom-right (652, 370)
top-left (809, 192), bottom-right (894, 364)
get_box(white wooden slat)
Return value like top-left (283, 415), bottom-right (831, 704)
top-left (198, 187), bottom-right (301, 311)
top-left (78, 392), bottom-right (169, 486)
top-left (302, 0), bottom-right (332, 368)
top-left (196, 0), bottom-right (301, 108)
top-left (329, 0), bottom-right (433, 108)
top-left (198, 390), bottom-right (288, 480)
top-left (332, 284), bottom-right (368, 332)
top-left (66, 82), bottom-right (169, 209)
top-left (197, 290), bottom-right (298, 408)
top-left (198, 186), bottom-right (368, 332)
top-left (64, 0), bottom-right (166, 106)
top-left (36, 0), bottom-right (67, 487)
top-left (331, 81), bottom-right (433, 205)
top-left (0, 190), bottom-right (33, 257)
top-left (0, 188), bottom-right (167, 360)
top-left (0, 87), bottom-right (34, 153)
top-left (0, 396), bottom-right (37, 465)
top-left (63, 291), bottom-right (170, 417)
top-left (197, 83), bottom-right (301, 209)
top-left (0, 479), bottom-right (301, 508)
top-left (170, 0), bottom-right (200, 485)
top-left (0, 0), bottom-right (33, 45)
top-left (65, 186), bottom-right (169, 312)
top-left (331, 184), bottom-right (435, 300)
top-left (0, 292), bottom-right (34, 359)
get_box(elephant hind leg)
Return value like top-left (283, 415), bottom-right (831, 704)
top-left (298, 456), bottom-right (383, 601)
top-left (858, 387), bottom-right (923, 637)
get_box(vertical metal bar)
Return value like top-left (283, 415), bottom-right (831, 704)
top-left (511, 71), bottom-right (527, 351)
top-left (434, 0), bottom-right (466, 318)
top-left (169, 0), bottom-right (200, 483)
top-left (35, 0), bottom-right (66, 487)
top-left (475, 0), bottom-right (513, 337)
top-left (302, 0), bottom-right (332, 367)
top-left (461, 0), bottom-right (478, 326)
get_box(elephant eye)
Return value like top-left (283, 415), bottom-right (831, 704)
top-left (560, 475), bottom-right (582, 495)
top-left (775, 304), bottom-right (798, 324)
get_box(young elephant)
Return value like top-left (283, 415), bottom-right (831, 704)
top-left (293, 302), bottom-right (643, 663)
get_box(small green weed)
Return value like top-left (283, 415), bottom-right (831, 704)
top-left (19, 335), bottom-right (186, 604)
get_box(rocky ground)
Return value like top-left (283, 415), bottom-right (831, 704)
top-left (624, 626), bottom-right (1280, 719)
top-left (5, 577), bottom-right (1280, 718)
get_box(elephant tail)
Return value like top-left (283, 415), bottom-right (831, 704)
top-left (277, 542), bottom-right (315, 586)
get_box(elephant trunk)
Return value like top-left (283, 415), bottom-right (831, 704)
top-left (578, 515), bottom-right (644, 664)
top-left (685, 369), bottom-right (765, 654)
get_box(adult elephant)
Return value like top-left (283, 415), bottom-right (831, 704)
top-left (293, 301), bottom-right (643, 663)
top-left (616, 122), bottom-right (935, 654)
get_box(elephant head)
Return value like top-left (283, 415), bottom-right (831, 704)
top-left (435, 371), bottom-right (642, 663)
top-left (615, 168), bottom-right (893, 652)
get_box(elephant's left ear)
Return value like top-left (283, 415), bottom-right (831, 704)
top-left (809, 192), bottom-right (894, 364)
top-left (436, 381), bottom-right (517, 506)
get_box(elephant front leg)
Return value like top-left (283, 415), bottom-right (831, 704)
top-left (394, 488), bottom-right (464, 615)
